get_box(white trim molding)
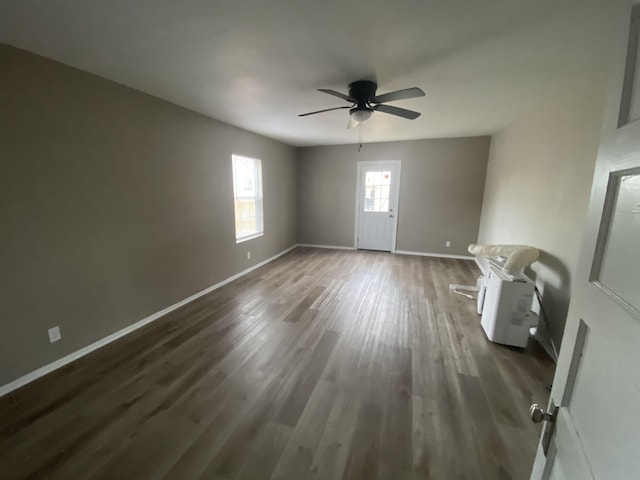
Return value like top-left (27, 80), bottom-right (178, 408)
top-left (0, 243), bottom-right (298, 398)
top-left (395, 250), bottom-right (475, 260)
top-left (297, 243), bottom-right (355, 250)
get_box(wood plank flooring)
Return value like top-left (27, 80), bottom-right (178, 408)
top-left (0, 247), bottom-right (555, 479)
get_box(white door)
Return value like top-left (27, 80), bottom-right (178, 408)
top-left (355, 161), bottom-right (400, 251)
top-left (530, 2), bottom-right (640, 479)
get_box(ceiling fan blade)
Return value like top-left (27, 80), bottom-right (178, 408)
top-left (347, 115), bottom-right (360, 129)
top-left (298, 106), bottom-right (351, 117)
top-left (372, 87), bottom-right (425, 104)
top-left (318, 88), bottom-right (355, 102)
top-left (374, 104), bottom-right (421, 120)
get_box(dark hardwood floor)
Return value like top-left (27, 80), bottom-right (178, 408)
top-left (0, 247), bottom-right (554, 479)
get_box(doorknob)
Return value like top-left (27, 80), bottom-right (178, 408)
top-left (529, 403), bottom-right (557, 423)
top-left (389, 214), bottom-right (395, 218)
top-left (531, 401), bottom-right (559, 456)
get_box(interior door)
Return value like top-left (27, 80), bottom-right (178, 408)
top-left (356, 161), bottom-right (400, 252)
top-left (530, 2), bottom-right (640, 479)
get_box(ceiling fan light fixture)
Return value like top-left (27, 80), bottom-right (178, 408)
top-left (350, 109), bottom-right (372, 123)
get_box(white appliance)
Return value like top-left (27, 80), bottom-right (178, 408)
top-left (480, 264), bottom-right (538, 348)
top-left (476, 275), bottom-right (487, 314)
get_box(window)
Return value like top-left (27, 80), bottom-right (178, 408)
top-left (232, 155), bottom-right (263, 242)
top-left (363, 170), bottom-right (391, 212)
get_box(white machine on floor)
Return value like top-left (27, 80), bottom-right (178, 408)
top-left (450, 243), bottom-right (541, 348)
top-left (478, 262), bottom-right (538, 348)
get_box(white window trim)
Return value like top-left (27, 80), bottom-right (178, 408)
top-left (236, 232), bottom-right (264, 243)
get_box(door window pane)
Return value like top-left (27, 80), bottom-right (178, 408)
top-left (363, 170), bottom-right (391, 212)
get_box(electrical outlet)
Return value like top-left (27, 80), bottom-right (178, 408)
top-left (247, 251), bottom-right (251, 259)
top-left (48, 326), bottom-right (62, 343)
top-left (445, 240), bottom-right (451, 248)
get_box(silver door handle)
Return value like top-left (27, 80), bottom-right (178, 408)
top-left (389, 214), bottom-right (394, 218)
top-left (531, 401), bottom-right (559, 456)
top-left (529, 403), bottom-right (557, 423)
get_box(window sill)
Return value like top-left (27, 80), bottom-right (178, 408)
top-left (236, 232), bottom-right (264, 244)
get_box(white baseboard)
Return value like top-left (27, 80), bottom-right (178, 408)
top-left (297, 243), bottom-right (355, 250)
top-left (395, 250), bottom-right (475, 260)
top-left (0, 243), bottom-right (298, 398)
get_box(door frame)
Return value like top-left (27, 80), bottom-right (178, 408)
top-left (353, 160), bottom-right (402, 252)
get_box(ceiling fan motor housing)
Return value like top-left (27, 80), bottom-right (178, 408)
top-left (348, 80), bottom-right (377, 109)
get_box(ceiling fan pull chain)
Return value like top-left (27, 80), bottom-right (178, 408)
top-left (358, 122), bottom-right (363, 152)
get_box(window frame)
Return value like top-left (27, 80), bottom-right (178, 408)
top-left (231, 154), bottom-right (264, 243)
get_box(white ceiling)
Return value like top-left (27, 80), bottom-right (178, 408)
top-left (0, 0), bottom-right (618, 146)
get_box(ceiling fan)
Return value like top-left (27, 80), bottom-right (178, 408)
top-left (298, 80), bottom-right (425, 128)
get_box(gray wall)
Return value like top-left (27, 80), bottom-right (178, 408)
top-left (296, 138), bottom-right (490, 256)
top-left (477, 73), bottom-right (608, 350)
top-left (0, 45), bottom-right (297, 385)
